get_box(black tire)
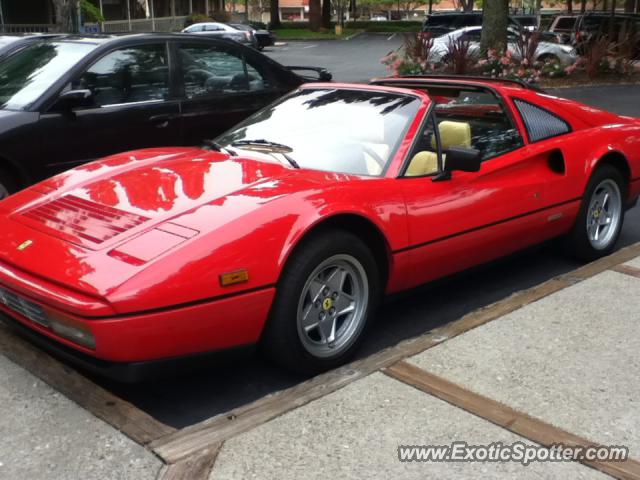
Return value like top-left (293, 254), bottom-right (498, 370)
top-left (0, 168), bottom-right (18, 200)
top-left (262, 230), bottom-right (380, 375)
top-left (566, 164), bottom-right (626, 262)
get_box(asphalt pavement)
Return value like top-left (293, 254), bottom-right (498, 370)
top-left (97, 77), bottom-right (640, 428)
top-left (264, 33), bottom-right (405, 82)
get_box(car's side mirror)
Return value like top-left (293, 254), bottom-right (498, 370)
top-left (432, 146), bottom-right (481, 182)
top-left (53, 89), bottom-right (94, 111)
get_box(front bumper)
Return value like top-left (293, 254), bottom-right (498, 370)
top-left (0, 311), bottom-right (256, 382)
top-left (0, 280), bottom-right (276, 380)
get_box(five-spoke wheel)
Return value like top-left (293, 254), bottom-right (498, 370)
top-left (567, 164), bottom-right (625, 261)
top-left (262, 231), bottom-right (379, 374)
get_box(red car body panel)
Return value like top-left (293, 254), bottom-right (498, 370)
top-left (0, 80), bottom-right (639, 372)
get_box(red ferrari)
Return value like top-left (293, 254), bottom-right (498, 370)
top-left (0, 77), bottom-right (639, 380)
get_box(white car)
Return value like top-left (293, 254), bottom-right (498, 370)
top-left (428, 26), bottom-right (578, 65)
top-left (182, 22), bottom-right (258, 48)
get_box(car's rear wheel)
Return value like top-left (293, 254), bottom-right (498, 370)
top-left (0, 168), bottom-right (17, 200)
top-left (566, 164), bottom-right (625, 261)
top-left (262, 231), bottom-right (380, 374)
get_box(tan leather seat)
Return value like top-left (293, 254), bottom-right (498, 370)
top-left (406, 120), bottom-right (472, 177)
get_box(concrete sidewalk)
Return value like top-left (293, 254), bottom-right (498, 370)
top-left (0, 355), bottom-right (163, 480)
top-left (1, 249), bottom-right (640, 480)
top-left (208, 258), bottom-right (640, 479)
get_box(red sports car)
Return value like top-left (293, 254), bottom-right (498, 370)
top-left (0, 77), bottom-right (639, 380)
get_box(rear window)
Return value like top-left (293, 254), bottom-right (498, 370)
top-left (554, 17), bottom-right (577, 30)
top-left (424, 15), bottom-right (457, 27)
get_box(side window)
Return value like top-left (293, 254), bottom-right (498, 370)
top-left (513, 99), bottom-right (571, 142)
top-left (179, 43), bottom-right (269, 99)
top-left (461, 29), bottom-right (481, 42)
top-left (74, 44), bottom-right (169, 106)
top-left (405, 114), bottom-right (441, 177)
top-left (430, 89), bottom-right (523, 161)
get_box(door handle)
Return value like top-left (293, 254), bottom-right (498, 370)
top-left (148, 114), bottom-right (177, 128)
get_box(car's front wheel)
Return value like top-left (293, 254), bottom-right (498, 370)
top-left (567, 164), bottom-right (625, 261)
top-left (262, 231), bottom-right (380, 374)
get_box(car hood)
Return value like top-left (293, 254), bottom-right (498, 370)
top-left (0, 147), bottom-right (298, 308)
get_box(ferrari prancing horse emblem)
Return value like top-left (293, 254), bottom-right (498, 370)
top-left (17, 240), bottom-right (33, 251)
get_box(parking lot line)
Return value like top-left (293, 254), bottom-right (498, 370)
top-left (384, 360), bottom-right (640, 480)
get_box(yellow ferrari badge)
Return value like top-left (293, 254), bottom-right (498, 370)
top-left (17, 240), bottom-right (33, 251)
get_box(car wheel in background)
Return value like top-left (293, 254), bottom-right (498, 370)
top-left (566, 164), bottom-right (625, 261)
top-left (0, 168), bottom-right (17, 200)
top-left (262, 230), bottom-right (380, 375)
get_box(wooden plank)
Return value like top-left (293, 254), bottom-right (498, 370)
top-left (0, 322), bottom-right (175, 445)
top-left (385, 361), bottom-right (640, 480)
top-left (611, 264), bottom-right (640, 279)
top-left (152, 242), bottom-right (640, 464)
top-left (160, 444), bottom-right (221, 480)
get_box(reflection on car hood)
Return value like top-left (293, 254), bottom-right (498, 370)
top-left (10, 147), bottom-right (295, 251)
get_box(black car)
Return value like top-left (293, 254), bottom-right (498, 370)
top-left (0, 34), bottom-right (61, 59)
top-left (421, 12), bottom-right (531, 38)
top-left (0, 33), bottom-right (331, 198)
top-left (230, 23), bottom-right (276, 50)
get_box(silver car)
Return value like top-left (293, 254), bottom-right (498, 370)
top-left (429, 26), bottom-right (578, 65)
top-left (181, 22), bottom-right (258, 48)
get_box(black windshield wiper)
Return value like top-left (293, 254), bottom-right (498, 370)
top-left (202, 139), bottom-right (237, 156)
top-left (231, 139), bottom-right (300, 169)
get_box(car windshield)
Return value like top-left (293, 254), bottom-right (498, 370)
top-left (0, 41), bottom-right (96, 110)
top-left (216, 88), bottom-right (421, 176)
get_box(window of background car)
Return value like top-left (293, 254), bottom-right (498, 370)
top-left (184, 24), bottom-right (204, 32)
top-left (216, 88), bottom-right (421, 176)
top-left (513, 98), bottom-right (571, 142)
top-left (73, 44), bottom-right (169, 107)
top-left (424, 87), bottom-right (523, 161)
top-left (554, 17), bottom-right (577, 30)
top-left (0, 41), bottom-right (96, 110)
top-left (179, 44), bottom-right (268, 98)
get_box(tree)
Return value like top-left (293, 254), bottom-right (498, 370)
top-left (480, 0), bottom-right (508, 53)
top-left (270, 0), bottom-right (281, 28)
top-left (53, 0), bottom-right (81, 32)
top-left (322, 0), bottom-right (332, 28)
top-left (310, 0), bottom-right (322, 30)
top-left (456, 0), bottom-right (474, 12)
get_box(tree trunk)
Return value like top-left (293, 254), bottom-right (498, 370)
top-left (460, 0), bottom-right (474, 12)
top-left (309, 0), bottom-right (321, 30)
top-left (270, 0), bottom-right (281, 28)
top-left (480, 0), bottom-right (508, 53)
top-left (53, 0), bottom-right (80, 32)
top-left (623, 0), bottom-right (633, 11)
top-left (581, 0), bottom-right (586, 13)
top-left (322, 0), bottom-right (331, 28)
top-left (566, 0), bottom-right (572, 13)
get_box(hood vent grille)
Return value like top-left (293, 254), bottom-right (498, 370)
top-left (22, 195), bottom-right (149, 245)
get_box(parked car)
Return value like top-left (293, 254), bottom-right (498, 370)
top-left (572, 12), bottom-right (640, 58)
top-left (511, 14), bottom-right (540, 32)
top-left (548, 13), bottom-right (579, 37)
top-left (421, 12), bottom-right (532, 38)
top-left (371, 14), bottom-right (388, 21)
top-left (229, 23), bottom-right (276, 50)
top-left (427, 26), bottom-right (577, 65)
top-left (0, 33), bottom-right (61, 59)
top-left (181, 22), bottom-right (258, 48)
top-left (0, 77), bottom-right (638, 380)
top-left (0, 33), bottom-right (331, 199)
